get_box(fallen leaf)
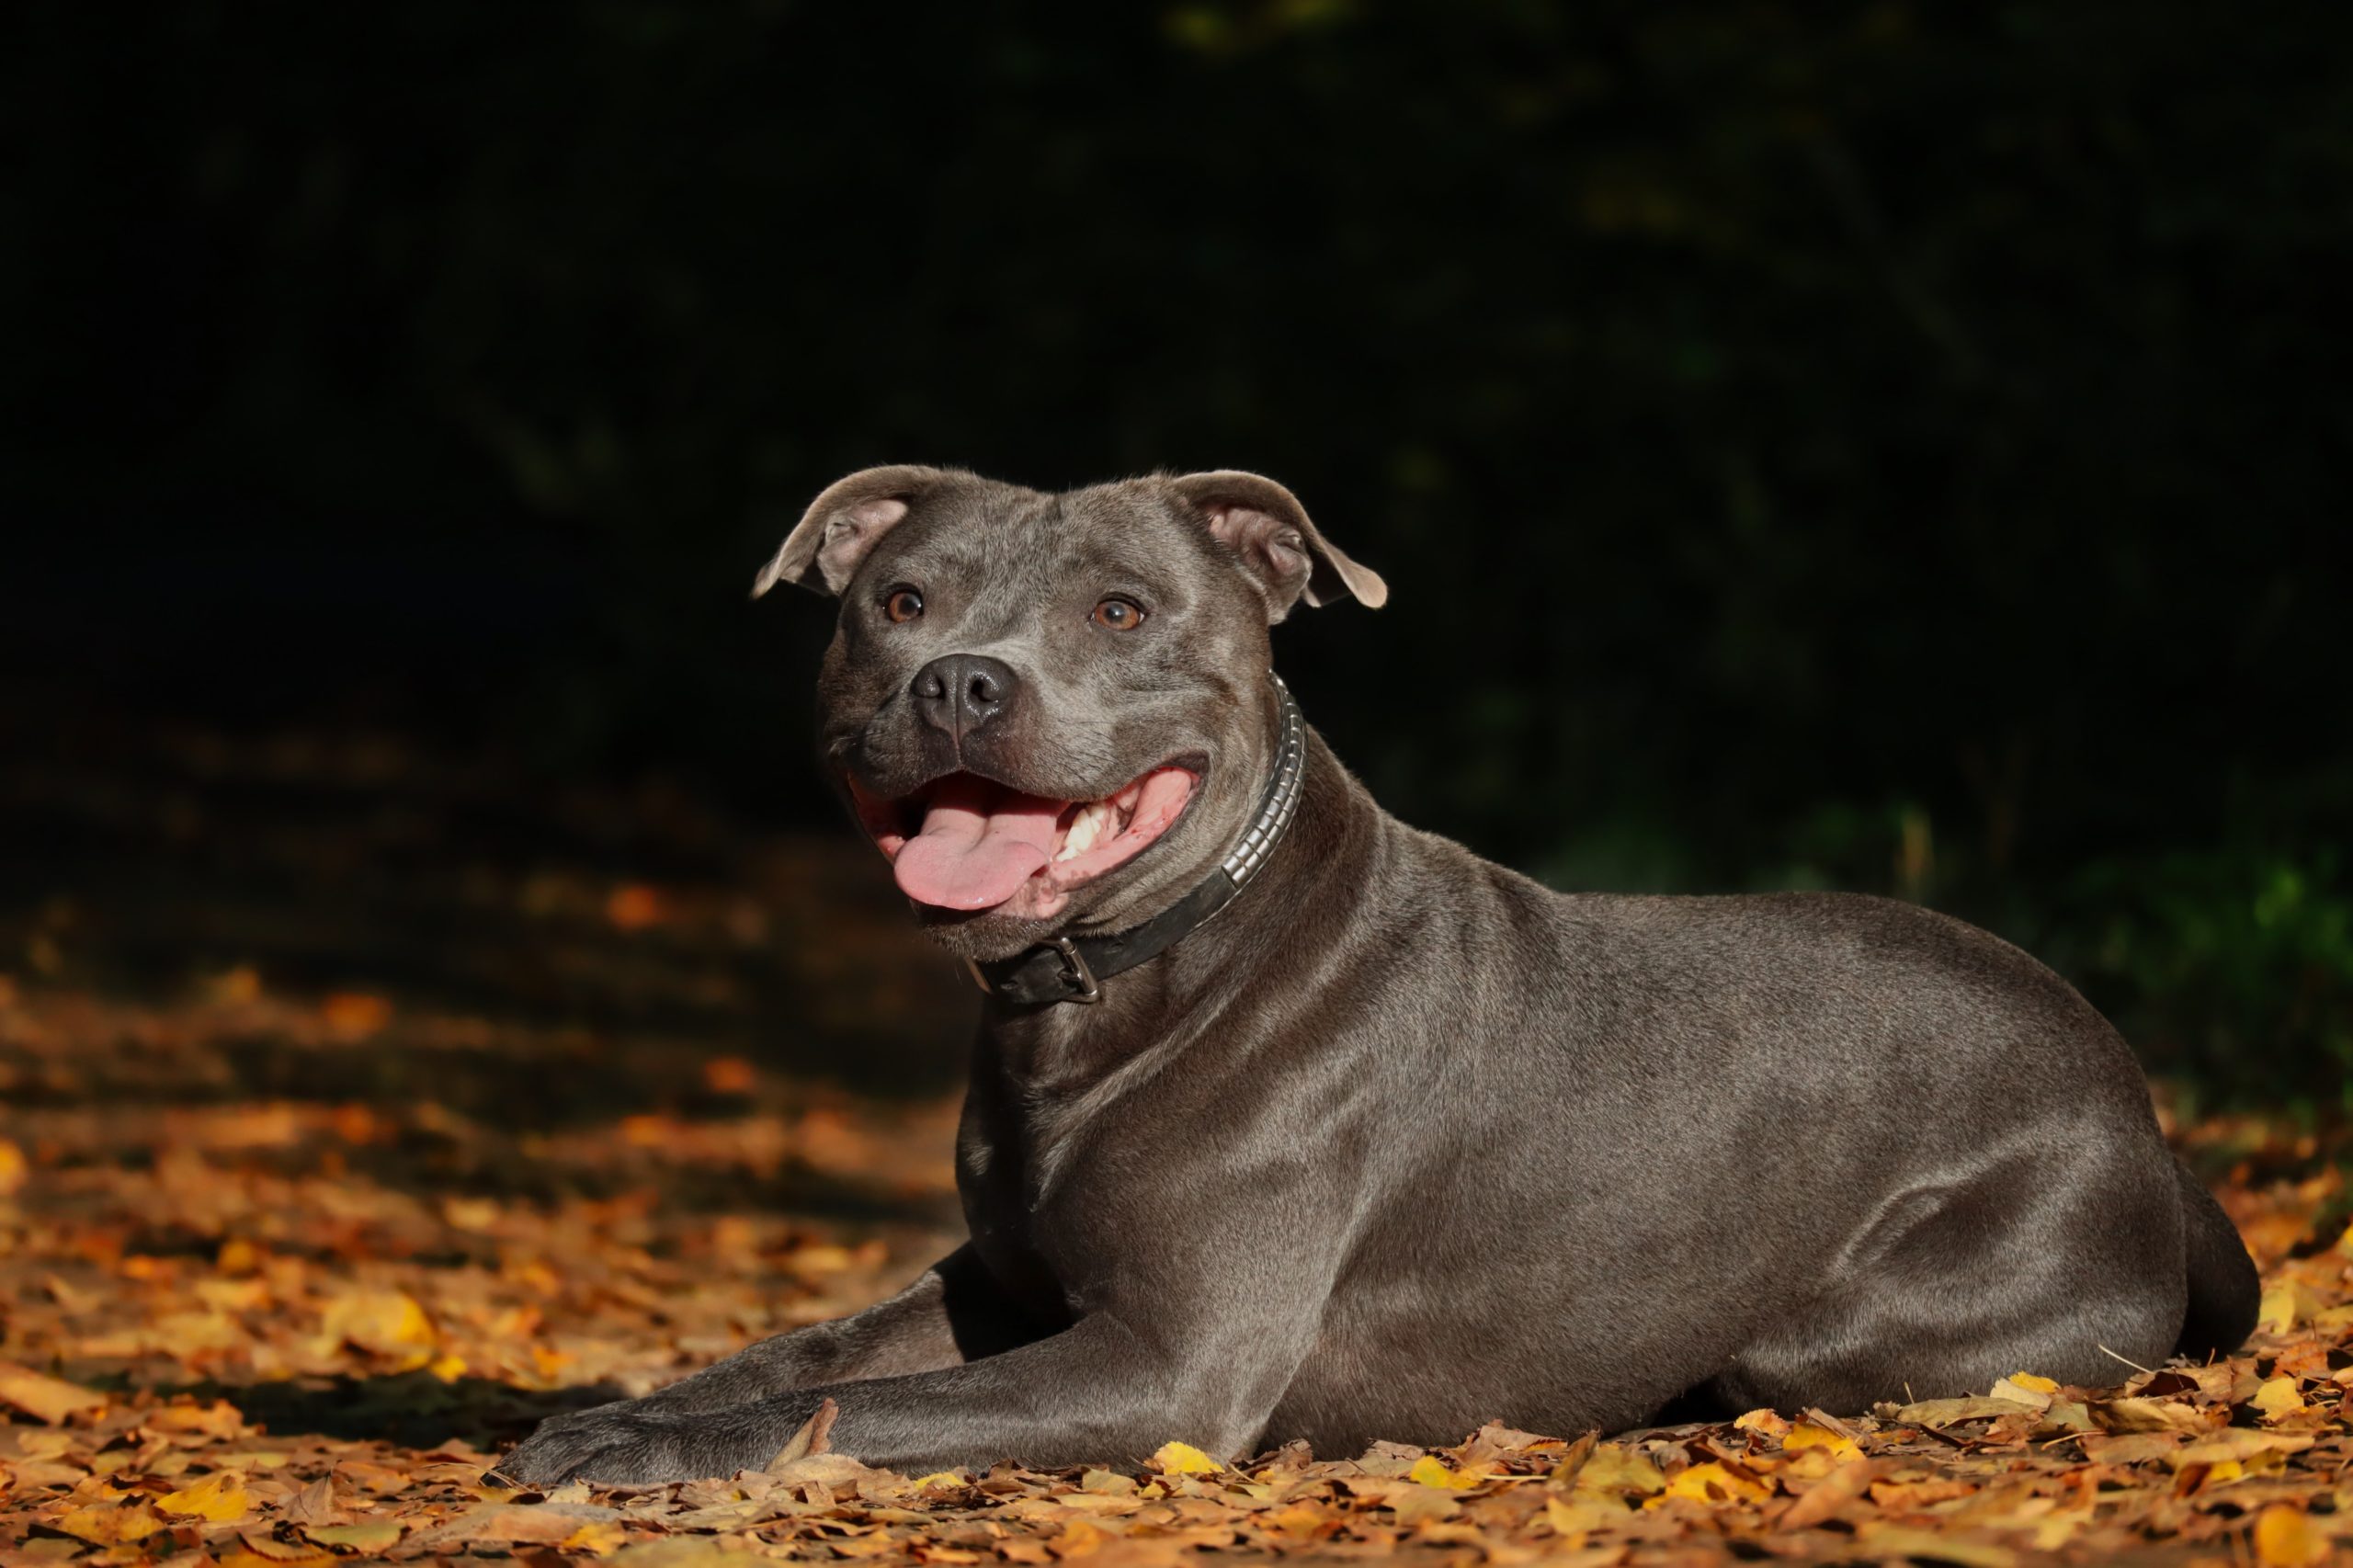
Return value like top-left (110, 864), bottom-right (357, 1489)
top-left (158, 1468), bottom-right (252, 1522)
top-left (2094, 1396), bottom-right (2213, 1434)
top-left (1989, 1372), bottom-right (2058, 1408)
top-left (764, 1395), bottom-right (838, 1470)
top-left (1654, 1460), bottom-right (1771, 1506)
top-left (2251, 1376), bottom-right (2305, 1421)
top-left (320, 1289), bottom-right (434, 1356)
top-left (1572, 1447), bottom-right (1665, 1497)
top-left (1886, 1393), bottom-right (2040, 1427)
top-left (1149, 1441), bottom-right (1222, 1475)
top-left (1778, 1458), bottom-right (1876, 1529)
top-left (2253, 1504), bottom-right (2327, 1567)
top-left (303, 1519), bottom-right (405, 1553)
top-left (0, 1361), bottom-right (108, 1423)
top-left (1405, 1454), bottom-right (1480, 1489)
top-left (56, 1501), bottom-right (170, 1544)
top-left (563, 1520), bottom-right (631, 1554)
top-left (2259, 1279), bottom-right (2327, 1334)
top-left (1782, 1420), bottom-right (1862, 1462)
top-left (0, 1138), bottom-right (26, 1196)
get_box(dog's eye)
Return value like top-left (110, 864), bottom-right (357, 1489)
top-left (1092, 597), bottom-right (1145, 631)
top-left (883, 587), bottom-right (925, 624)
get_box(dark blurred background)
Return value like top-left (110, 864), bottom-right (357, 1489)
top-left (6, 3), bottom-right (2347, 1109)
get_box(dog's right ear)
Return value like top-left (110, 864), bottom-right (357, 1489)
top-left (752, 465), bottom-right (950, 598)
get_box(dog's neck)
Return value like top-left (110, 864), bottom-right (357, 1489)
top-left (972, 730), bottom-right (1381, 1085)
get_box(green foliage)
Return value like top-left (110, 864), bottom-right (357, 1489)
top-left (2063, 848), bottom-right (2353, 1110)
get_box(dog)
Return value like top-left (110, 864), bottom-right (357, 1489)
top-left (499, 465), bottom-right (2258, 1484)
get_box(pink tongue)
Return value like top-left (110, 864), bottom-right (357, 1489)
top-left (892, 777), bottom-right (1065, 910)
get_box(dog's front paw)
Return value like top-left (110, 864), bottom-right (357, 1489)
top-left (497, 1399), bottom-right (770, 1487)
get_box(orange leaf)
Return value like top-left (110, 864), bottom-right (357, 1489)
top-left (57, 1501), bottom-right (170, 1544)
top-left (0, 1360), bottom-right (108, 1424)
top-left (2253, 1505), bottom-right (2327, 1568)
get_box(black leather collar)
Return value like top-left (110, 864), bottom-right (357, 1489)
top-left (968, 675), bottom-right (1306, 1008)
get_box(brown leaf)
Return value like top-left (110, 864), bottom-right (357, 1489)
top-left (1881, 1394), bottom-right (2040, 1428)
top-left (764, 1395), bottom-right (839, 1471)
top-left (278, 1474), bottom-right (337, 1528)
top-left (55, 1500), bottom-right (170, 1544)
top-left (2093, 1396), bottom-right (2216, 1435)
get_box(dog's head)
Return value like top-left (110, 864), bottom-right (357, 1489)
top-left (756, 466), bottom-right (1384, 960)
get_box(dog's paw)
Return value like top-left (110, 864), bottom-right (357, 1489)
top-left (497, 1399), bottom-right (769, 1487)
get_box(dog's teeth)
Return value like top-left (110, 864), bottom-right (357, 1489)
top-left (1057, 804), bottom-right (1108, 862)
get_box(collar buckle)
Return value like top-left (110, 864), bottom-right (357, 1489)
top-left (966, 937), bottom-right (1101, 1003)
top-left (1043, 937), bottom-right (1102, 1004)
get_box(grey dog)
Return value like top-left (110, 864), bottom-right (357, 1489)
top-left (499, 465), bottom-right (2257, 1485)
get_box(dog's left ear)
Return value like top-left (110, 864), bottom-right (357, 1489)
top-left (1170, 471), bottom-right (1389, 622)
top-left (752, 464), bottom-right (952, 598)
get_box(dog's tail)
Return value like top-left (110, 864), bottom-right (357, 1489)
top-left (2172, 1154), bottom-right (2259, 1359)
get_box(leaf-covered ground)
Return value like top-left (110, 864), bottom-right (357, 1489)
top-left (4, 727), bottom-right (2351, 1565)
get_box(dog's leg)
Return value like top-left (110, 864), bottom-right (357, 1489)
top-left (502, 1244), bottom-right (1040, 1479)
top-left (496, 1298), bottom-right (1321, 1483)
top-left (642, 1244), bottom-right (1038, 1411)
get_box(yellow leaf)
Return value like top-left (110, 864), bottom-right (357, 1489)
top-left (2250, 1376), bottom-right (2304, 1421)
top-left (303, 1520), bottom-right (405, 1553)
top-left (321, 1290), bottom-right (435, 1356)
top-left (1405, 1454), bottom-right (1479, 1489)
top-left (2168, 1429), bottom-right (2315, 1470)
top-left (1573, 1447), bottom-right (1665, 1496)
top-left (1653, 1460), bottom-right (1772, 1506)
top-left (1546, 1494), bottom-right (1625, 1535)
top-left (561, 1521), bottom-right (628, 1555)
top-left (2257, 1279), bottom-right (2323, 1334)
top-left (1149, 1440), bottom-right (1221, 1475)
top-left (1782, 1421), bottom-right (1862, 1462)
top-left (0, 1138), bottom-right (26, 1197)
top-left (159, 1468), bottom-right (252, 1523)
top-left (1732, 1408), bottom-right (1790, 1437)
top-left (1989, 1372), bottom-right (2058, 1407)
top-left (913, 1471), bottom-right (966, 1489)
top-left (2254, 1504), bottom-right (2327, 1568)
top-left (0, 1360), bottom-right (108, 1424)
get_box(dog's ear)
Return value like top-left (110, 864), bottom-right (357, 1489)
top-left (1169, 471), bottom-right (1388, 622)
top-left (753, 465), bottom-right (950, 598)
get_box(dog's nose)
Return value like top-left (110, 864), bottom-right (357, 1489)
top-left (912, 653), bottom-right (1017, 737)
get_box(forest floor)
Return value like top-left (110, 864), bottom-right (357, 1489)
top-left (3, 722), bottom-right (2350, 1566)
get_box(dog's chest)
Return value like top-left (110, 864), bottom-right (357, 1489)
top-left (954, 1069), bottom-right (1132, 1324)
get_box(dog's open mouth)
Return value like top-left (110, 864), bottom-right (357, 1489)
top-left (847, 765), bottom-right (1199, 918)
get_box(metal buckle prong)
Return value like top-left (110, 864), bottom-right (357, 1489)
top-left (1049, 937), bottom-right (1102, 1004)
